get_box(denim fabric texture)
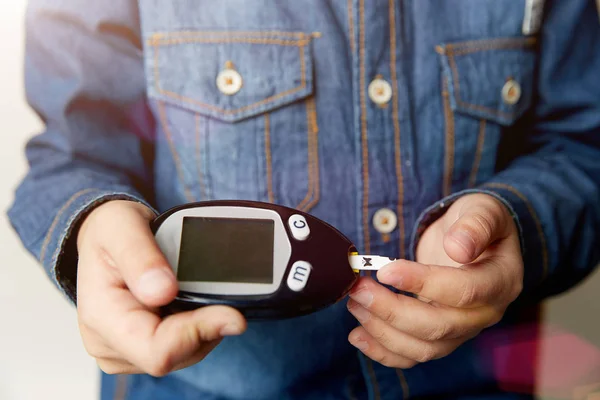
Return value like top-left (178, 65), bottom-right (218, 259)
top-left (8, 0), bottom-right (600, 399)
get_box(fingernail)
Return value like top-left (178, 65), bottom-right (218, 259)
top-left (350, 335), bottom-right (369, 351)
top-left (450, 230), bottom-right (476, 259)
top-left (353, 340), bottom-right (369, 351)
top-left (348, 302), bottom-right (371, 322)
top-left (379, 271), bottom-right (403, 288)
top-left (138, 269), bottom-right (173, 297)
top-left (220, 323), bottom-right (243, 336)
top-left (378, 264), bottom-right (393, 277)
top-left (349, 287), bottom-right (373, 307)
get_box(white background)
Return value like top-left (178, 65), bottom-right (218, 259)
top-left (0, 1), bottom-right (598, 400)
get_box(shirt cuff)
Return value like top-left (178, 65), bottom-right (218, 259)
top-left (37, 189), bottom-right (157, 304)
top-left (410, 186), bottom-right (546, 296)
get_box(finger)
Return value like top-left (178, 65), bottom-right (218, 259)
top-left (443, 198), bottom-right (511, 264)
top-left (99, 339), bottom-right (220, 376)
top-left (82, 300), bottom-right (222, 375)
top-left (97, 358), bottom-right (143, 375)
top-left (377, 259), bottom-right (509, 308)
top-left (347, 278), bottom-right (500, 340)
top-left (101, 288), bottom-right (246, 377)
top-left (100, 204), bottom-right (178, 307)
top-left (78, 239), bottom-right (246, 377)
top-left (349, 311), bottom-right (462, 364)
top-left (86, 324), bottom-right (221, 375)
top-left (348, 327), bottom-right (418, 369)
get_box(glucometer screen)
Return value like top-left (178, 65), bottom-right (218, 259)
top-left (177, 217), bottom-right (274, 283)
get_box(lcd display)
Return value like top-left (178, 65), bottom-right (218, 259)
top-left (177, 217), bottom-right (274, 283)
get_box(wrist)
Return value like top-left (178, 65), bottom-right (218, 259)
top-left (77, 200), bottom-right (155, 250)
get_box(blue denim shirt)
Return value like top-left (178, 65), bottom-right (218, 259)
top-left (8, 0), bottom-right (600, 399)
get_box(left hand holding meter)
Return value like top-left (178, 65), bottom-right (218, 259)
top-left (75, 200), bottom-right (246, 376)
top-left (346, 194), bottom-right (524, 369)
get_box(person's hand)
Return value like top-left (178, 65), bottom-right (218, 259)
top-left (75, 200), bottom-right (247, 376)
top-left (346, 193), bottom-right (523, 368)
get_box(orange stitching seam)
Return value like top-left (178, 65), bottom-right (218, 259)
top-left (150, 37), bottom-right (310, 47)
top-left (153, 40), bottom-right (308, 116)
top-left (442, 77), bottom-right (455, 197)
top-left (39, 188), bottom-right (97, 264)
top-left (150, 30), bottom-right (308, 41)
top-left (395, 369), bottom-right (410, 399)
top-left (389, 0), bottom-right (406, 259)
top-left (296, 98), bottom-right (319, 211)
top-left (264, 113), bottom-right (274, 203)
top-left (482, 183), bottom-right (549, 279)
top-left (452, 44), bottom-right (534, 56)
top-left (303, 97), bottom-right (320, 212)
top-left (295, 101), bottom-right (314, 211)
top-left (347, 0), bottom-right (355, 53)
top-left (359, 0), bottom-right (370, 254)
top-left (157, 101), bottom-right (194, 202)
top-left (195, 114), bottom-right (207, 200)
top-left (443, 37), bottom-right (537, 55)
top-left (150, 31), bottom-right (320, 43)
top-left (299, 45), bottom-right (306, 95)
top-left (469, 120), bottom-right (487, 187)
top-left (150, 30), bottom-right (321, 41)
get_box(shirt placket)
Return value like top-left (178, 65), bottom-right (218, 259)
top-left (353, 0), bottom-right (405, 261)
top-left (351, 0), bottom-right (411, 399)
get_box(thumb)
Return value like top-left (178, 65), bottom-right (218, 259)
top-left (147, 305), bottom-right (247, 374)
top-left (443, 197), bottom-right (510, 264)
top-left (100, 201), bottom-right (178, 307)
top-left (104, 301), bottom-right (246, 376)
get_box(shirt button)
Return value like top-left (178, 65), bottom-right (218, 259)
top-left (373, 208), bottom-right (397, 234)
top-left (502, 79), bottom-right (521, 105)
top-left (368, 78), bottom-right (393, 105)
top-left (216, 67), bottom-right (243, 95)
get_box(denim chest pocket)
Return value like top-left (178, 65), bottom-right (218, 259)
top-left (435, 37), bottom-right (538, 194)
top-left (145, 31), bottom-right (320, 210)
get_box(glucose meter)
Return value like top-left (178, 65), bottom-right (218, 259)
top-left (152, 200), bottom-right (397, 319)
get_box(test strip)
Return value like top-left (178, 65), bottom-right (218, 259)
top-left (349, 254), bottom-right (398, 272)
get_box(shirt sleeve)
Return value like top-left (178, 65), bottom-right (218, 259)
top-left (411, 0), bottom-right (600, 302)
top-left (6, 0), bottom-right (156, 303)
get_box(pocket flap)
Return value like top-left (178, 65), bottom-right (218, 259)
top-left (437, 37), bottom-right (538, 125)
top-left (145, 31), bottom-right (315, 122)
